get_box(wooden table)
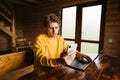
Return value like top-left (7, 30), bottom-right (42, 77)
top-left (18, 55), bottom-right (120, 80)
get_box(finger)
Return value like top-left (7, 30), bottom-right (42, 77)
top-left (85, 56), bottom-right (92, 62)
top-left (68, 51), bottom-right (76, 56)
top-left (68, 53), bottom-right (76, 61)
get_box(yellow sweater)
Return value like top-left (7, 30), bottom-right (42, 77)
top-left (33, 34), bottom-right (68, 68)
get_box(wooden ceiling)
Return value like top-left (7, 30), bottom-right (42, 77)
top-left (5, 0), bottom-right (56, 7)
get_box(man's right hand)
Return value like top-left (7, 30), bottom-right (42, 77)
top-left (59, 51), bottom-right (76, 65)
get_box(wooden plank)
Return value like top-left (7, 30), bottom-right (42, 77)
top-left (0, 25), bottom-right (12, 37)
top-left (0, 11), bottom-right (12, 23)
top-left (0, 49), bottom-right (34, 76)
top-left (11, 15), bottom-right (16, 48)
top-left (0, 2), bottom-right (11, 16)
top-left (0, 65), bottom-right (34, 80)
top-left (7, 0), bottom-right (32, 7)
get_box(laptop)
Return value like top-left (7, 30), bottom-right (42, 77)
top-left (65, 54), bottom-right (100, 71)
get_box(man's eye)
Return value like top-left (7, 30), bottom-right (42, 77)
top-left (49, 27), bottom-right (52, 29)
top-left (55, 27), bottom-right (58, 29)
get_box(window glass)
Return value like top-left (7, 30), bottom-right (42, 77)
top-left (81, 42), bottom-right (99, 59)
top-left (81, 5), bottom-right (102, 41)
top-left (62, 6), bottom-right (76, 39)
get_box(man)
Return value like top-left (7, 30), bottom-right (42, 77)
top-left (33, 13), bottom-right (91, 77)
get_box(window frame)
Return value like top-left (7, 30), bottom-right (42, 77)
top-left (61, 1), bottom-right (107, 54)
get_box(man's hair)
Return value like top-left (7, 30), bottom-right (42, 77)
top-left (43, 13), bottom-right (61, 27)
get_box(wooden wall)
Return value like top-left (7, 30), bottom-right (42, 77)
top-left (13, 6), bottom-right (27, 38)
top-left (104, 0), bottom-right (120, 57)
top-left (0, 34), bottom-right (8, 51)
top-left (12, 0), bottom-right (120, 57)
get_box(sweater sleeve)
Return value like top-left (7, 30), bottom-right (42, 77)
top-left (33, 37), bottom-right (61, 67)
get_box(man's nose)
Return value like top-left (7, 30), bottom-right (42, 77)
top-left (53, 28), bottom-right (55, 31)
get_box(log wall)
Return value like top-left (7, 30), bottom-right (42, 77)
top-left (104, 0), bottom-right (120, 57)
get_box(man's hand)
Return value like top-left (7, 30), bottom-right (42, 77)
top-left (59, 51), bottom-right (76, 65)
top-left (63, 51), bottom-right (76, 65)
top-left (76, 51), bottom-right (92, 63)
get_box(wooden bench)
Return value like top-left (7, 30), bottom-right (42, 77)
top-left (0, 48), bottom-right (34, 80)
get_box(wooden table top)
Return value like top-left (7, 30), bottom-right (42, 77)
top-left (19, 55), bottom-right (120, 80)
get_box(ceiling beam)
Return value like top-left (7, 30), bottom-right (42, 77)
top-left (25, 0), bottom-right (42, 4)
top-left (7, 0), bottom-right (32, 7)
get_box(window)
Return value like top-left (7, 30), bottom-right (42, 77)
top-left (81, 5), bottom-right (102, 58)
top-left (61, 1), bottom-right (106, 59)
top-left (62, 6), bottom-right (77, 43)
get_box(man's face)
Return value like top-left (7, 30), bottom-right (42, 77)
top-left (46, 22), bottom-right (59, 38)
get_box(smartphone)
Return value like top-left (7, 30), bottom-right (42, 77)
top-left (67, 43), bottom-right (78, 52)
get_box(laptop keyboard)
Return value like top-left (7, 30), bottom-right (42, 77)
top-left (70, 59), bottom-right (90, 70)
